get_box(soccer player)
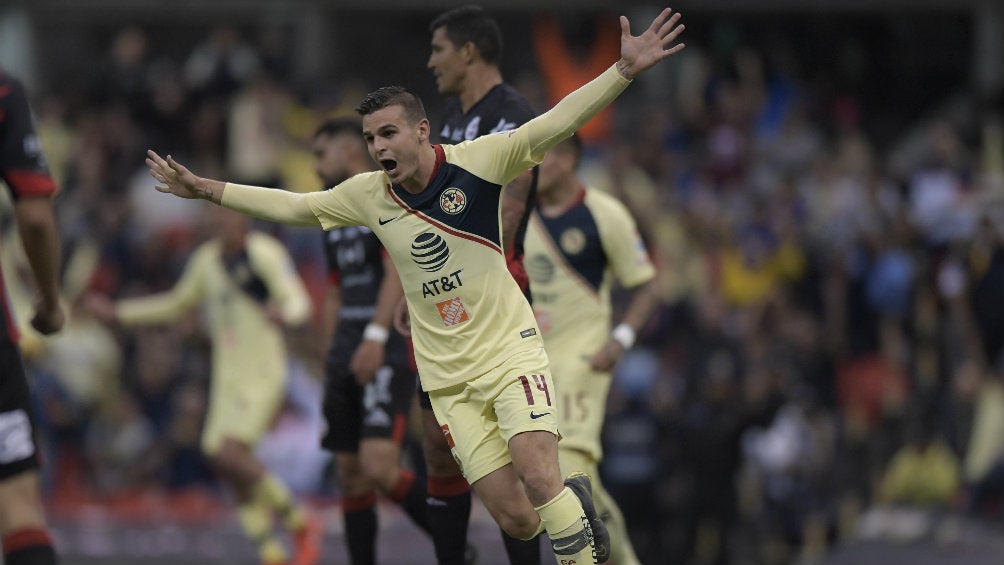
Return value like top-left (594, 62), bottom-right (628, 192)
top-left (312, 118), bottom-right (431, 564)
top-left (424, 6), bottom-right (539, 563)
top-left (524, 134), bottom-right (659, 565)
top-left (86, 207), bottom-right (321, 565)
top-left (145, 10), bottom-right (685, 564)
top-left (0, 68), bottom-right (65, 565)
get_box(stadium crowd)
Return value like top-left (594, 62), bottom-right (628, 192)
top-left (5, 10), bottom-right (1004, 565)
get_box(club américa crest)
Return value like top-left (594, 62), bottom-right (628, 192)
top-left (440, 187), bottom-right (467, 214)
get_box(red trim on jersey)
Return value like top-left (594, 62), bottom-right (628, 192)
top-left (405, 335), bottom-right (417, 372)
top-left (427, 475), bottom-right (471, 497)
top-left (389, 468), bottom-right (416, 502)
top-left (385, 184), bottom-right (502, 255)
top-left (342, 491), bottom-right (377, 512)
top-left (392, 412), bottom-right (407, 445)
top-left (4, 170), bottom-right (56, 198)
top-left (505, 247), bottom-right (531, 295)
top-left (429, 144), bottom-right (446, 183)
top-left (2, 528), bottom-right (52, 554)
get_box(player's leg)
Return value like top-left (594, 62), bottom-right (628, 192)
top-left (357, 365), bottom-right (429, 533)
top-left (333, 452), bottom-right (379, 565)
top-left (432, 354), bottom-right (607, 565)
top-left (0, 345), bottom-right (58, 565)
top-left (560, 449), bottom-right (640, 565)
top-left (323, 366), bottom-right (377, 565)
top-left (420, 390), bottom-right (473, 565)
top-left (205, 372), bottom-right (316, 565)
top-left (208, 437), bottom-right (301, 565)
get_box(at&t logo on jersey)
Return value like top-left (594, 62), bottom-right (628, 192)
top-left (411, 232), bottom-right (450, 272)
top-left (440, 187), bottom-right (467, 215)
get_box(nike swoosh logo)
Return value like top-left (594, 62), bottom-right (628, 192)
top-left (553, 540), bottom-right (577, 552)
top-left (378, 216), bottom-right (396, 225)
top-left (530, 411), bottom-right (550, 420)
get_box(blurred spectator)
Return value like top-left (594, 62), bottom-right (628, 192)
top-left (183, 26), bottom-right (260, 101)
top-left (877, 406), bottom-right (960, 507)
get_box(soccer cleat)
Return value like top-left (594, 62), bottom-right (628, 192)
top-left (564, 472), bottom-right (611, 564)
top-left (291, 512), bottom-right (323, 565)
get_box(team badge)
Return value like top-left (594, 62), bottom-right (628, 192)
top-left (560, 228), bottom-right (586, 255)
top-left (411, 232), bottom-right (450, 272)
top-left (440, 188), bottom-right (467, 215)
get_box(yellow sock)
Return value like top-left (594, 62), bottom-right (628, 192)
top-left (535, 487), bottom-right (596, 565)
top-left (254, 474), bottom-right (306, 530)
top-left (238, 501), bottom-right (288, 564)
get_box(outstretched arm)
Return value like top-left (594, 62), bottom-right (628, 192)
top-left (523, 8), bottom-right (685, 158)
top-left (146, 150), bottom-right (319, 227)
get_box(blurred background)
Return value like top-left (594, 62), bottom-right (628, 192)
top-left (2, 0), bottom-right (1004, 563)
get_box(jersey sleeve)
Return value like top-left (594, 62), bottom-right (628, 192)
top-left (448, 65), bottom-right (630, 186)
top-left (249, 234), bottom-right (311, 326)
top-left (116, 245), bottom-right (207, 325)
top-left (304, 173), bottom-right (380, 231)
top-left (590, 191), bottom-right (655, 289)
top-left (0, 74), bottom-right (57, 199)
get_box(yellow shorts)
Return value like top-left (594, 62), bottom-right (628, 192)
top-left (428, 347), bottom-right (560, 483)
top-left (201, 366), bottom-right (286, 455)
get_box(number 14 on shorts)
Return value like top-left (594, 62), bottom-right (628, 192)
top-left (517, 374), bottom-right (553, 407)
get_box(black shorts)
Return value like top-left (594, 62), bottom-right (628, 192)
top-left (0, 340), bottom-right (40, 480)
top-left (418, 383), bottom-right (434, 410)
top-left (322, 363), bottom-right (417, 453)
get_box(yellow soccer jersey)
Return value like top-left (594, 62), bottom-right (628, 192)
top-left (524, 188), bottom-right (654, 457)
top-left (116, 232), bottom-right (310, 385)
top-left (304, 142), bottom-right (544, 391)
top-left (227, 64), bottom-right (633, 391)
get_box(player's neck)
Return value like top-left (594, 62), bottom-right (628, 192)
top-left (459, 65), bottom-right (502, 114)
top-left (537, 178), bottom-right (584, 217)
top-left (402, 144), bottom-right (439, 194)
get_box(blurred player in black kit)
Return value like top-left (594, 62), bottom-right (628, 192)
top-left (0, 68), bottom-right (65, 565)
top-left (313, 118), bottom-right (432, 565)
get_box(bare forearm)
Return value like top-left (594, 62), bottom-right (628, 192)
top-left (620, 278), bottom-right (660, 334)
top-left (500, 170), bottom-right (533, 249)
top-left (372, 258), bottom-right (404, 330)
top-left (15, 199), bottom-right (61, 307)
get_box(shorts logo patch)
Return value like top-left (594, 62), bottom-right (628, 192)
top-left (440, 424), bottom-right (456, 448)
top-left (440, 187), bottom-right (467, 215)
top-left (436, 296), bottom-right (470, 327)
top-left (520, 328), bottom-right (537, 338)
top-left (0, 409), bottom-right (35, 464)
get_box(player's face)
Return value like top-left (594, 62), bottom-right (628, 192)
top-left (428, 26), bottom-right (466, 95)
top-left (362, 105), bottom-right (429, 185)
top-left (312, 131), bottom-right (359, 186)
top-left (537, 146), bottom-right (575, 197)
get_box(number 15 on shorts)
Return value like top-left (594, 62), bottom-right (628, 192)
top-left (517, 374), bottom-right (553, 407)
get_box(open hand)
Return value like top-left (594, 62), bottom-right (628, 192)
top-left (146, 150), bottom-right (215, 201)
top-left (617, 7), bottom-right (685, 80)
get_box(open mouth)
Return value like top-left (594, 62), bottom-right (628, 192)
top-left (380, 159), bottom-right (399, 175)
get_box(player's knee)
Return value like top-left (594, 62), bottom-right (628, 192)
top-left (0, 472), bottom-right (47, 532)
top-left (518, 465), bottom-right (563, 505)
top-left (496, 510), bottom-right (541, 541)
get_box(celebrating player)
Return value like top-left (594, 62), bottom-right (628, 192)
top-left (145, 10), bottom-right (685, 564)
